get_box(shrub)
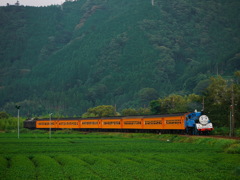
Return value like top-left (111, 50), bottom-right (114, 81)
top-left (212, 127), bottom-right (229, 136)
top-left (0, 112), bottom-right (10, 119)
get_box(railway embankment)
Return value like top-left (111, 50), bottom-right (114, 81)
top-left (103, 132), bottom-right (240, 154)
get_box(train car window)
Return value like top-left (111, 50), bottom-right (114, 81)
top-left (59, 122), bottom-right (78, 125)
top-left (145, 121), bottom-right (162, 125)
top-left (38, 122), bottom-right (54, 125)
top-left (166, 120), bottom-right (181, 124)
top-left (82, 122), bottom-right (98, 125)
top-left (124, 121), bottom-right (141, 125)
top-left (103, 121), bottom-right (120, 125)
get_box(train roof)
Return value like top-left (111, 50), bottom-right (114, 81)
top-left (25, 113), bottom-right (189, 121)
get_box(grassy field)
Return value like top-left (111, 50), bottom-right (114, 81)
top-left (0, 132), bottom-right (240, 180)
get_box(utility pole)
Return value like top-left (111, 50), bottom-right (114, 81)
top-left (151, 0), bottom-right (154, 6)
top-left (229, 109), bottom-right (232, 137)
top-left (49, 113), bottom-right (53, 139)
top-left (15, 105), bottom-right (21, 139)
top-left (231, 82), bottom-right (235, 137)
top-left (202, 97), bottom-right (205, 112)
top-left (114, 104), bottom-right (117, 115)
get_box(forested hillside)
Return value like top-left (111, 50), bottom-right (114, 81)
top-left (0, 0), bottom-right (240, 116)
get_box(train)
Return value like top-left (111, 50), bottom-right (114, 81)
top-left (24, 110), bottom-right (213, 135)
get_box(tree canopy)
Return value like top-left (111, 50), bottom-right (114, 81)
top-left (82, 105), bottom-right (117, 118)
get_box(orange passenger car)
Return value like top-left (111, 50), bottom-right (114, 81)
top-left (34, 113), bottom-right (187, 131)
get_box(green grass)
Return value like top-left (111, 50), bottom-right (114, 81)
top-left (0, 132), bottom-right (240, 179)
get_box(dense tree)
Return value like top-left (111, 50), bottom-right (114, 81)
top-left (193, 79), bottom-right (211, 95)
top-left (136, 107), bottom-right (151, 115)
top-left (138, 88), bottom-right (158, 105)
top-left (82, 105), bottom-right (117, 118)
top-left (150, 100), bottom-right (161, 114)
top-left (0, 112), bottom-right (10, 119)
top-left (121, 108), bottom-right (138, 116)
top-left (204, 76), bottom-right (229, 106)
top-left (234, 71), bottom-right (240, 84)
top-left (204, 74), bottom-right (240, 128)
top-left (150, 94), bottom-right (201, 114)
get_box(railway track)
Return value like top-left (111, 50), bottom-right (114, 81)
top-left (180, 135), bottom-right (240, 140)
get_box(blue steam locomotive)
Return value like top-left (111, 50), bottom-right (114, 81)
top-left (186, 110), bottom-right (213, 135)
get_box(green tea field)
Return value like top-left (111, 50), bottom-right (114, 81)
top-left (0, 132), bottom-right (239, 180)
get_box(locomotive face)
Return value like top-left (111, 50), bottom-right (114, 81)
top-left (199, 115), bottom-right (209, 125)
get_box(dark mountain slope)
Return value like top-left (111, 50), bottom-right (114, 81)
top-left (0, 0), bottom-right (240, 116)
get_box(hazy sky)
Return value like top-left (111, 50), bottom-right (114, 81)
top-left (0, 0), bottom-right (64, 6)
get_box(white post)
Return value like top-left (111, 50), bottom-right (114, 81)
top-left (152, 0), bottom-right (154, 6)
top-left (15, 105), bottom-right (21, 139)
top-left (231, 83), bottom-right (235, 137)
top-left (229, 109), bottom-right (232, 137)
top-left (18, 108), bottom-right (20, 139)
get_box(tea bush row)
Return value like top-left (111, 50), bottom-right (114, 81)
top-left (2, 155), bottom-right (35, 180)
top-left (54, 155), bottom-right (100, 179)
top-left (32, 155), bottom-right (64, 180)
